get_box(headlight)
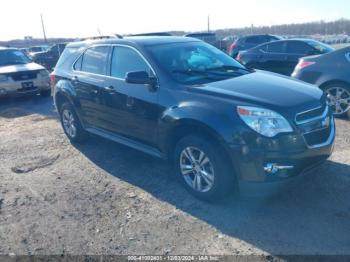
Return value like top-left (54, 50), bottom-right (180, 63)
top-left (237, 106), bottom-right (293, 137)
top-left (0, 75), bottom-right (8, 82)
top-left (39, 70), bottom-right (50, 77)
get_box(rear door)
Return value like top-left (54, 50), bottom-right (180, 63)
top-left (72, 45), bottom-right (110, 128)
top-left (285, 41), bottom-right (316, 75)
top-left (102, 45), bottom-right (159, 146)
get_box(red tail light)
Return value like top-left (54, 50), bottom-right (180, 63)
top-left (50, 72), bottom-right (56, 83)
top-left (295, 61), bottom-right (315, 70)
top-left (228, 42), bottom-right (237, 54)
top-left (236, 52), bottom-right (242, 61)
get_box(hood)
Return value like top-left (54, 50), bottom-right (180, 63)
top-left (189, 70), bottom-right (324, 113)
top-left (0, 62), bottom-right (45, 74)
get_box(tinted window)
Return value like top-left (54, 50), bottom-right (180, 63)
top-left (285, 41), bottom-right (313, 54)
top-left (245, 36), bottom-right (266, 44)
top-left (146, 41), bottom-right (248, 85)
top-left (111, 46), bottom-right (150, 79)
top-left (56, 47), bottom-right (79, 69)
top-left (306, 40), bottom-right (334, 54)
top-left (81, 46), bottom-right (109, 75)
top-left (266, 42), bottom-right (285, 53)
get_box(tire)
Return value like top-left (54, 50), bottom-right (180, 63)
top-left (173, 135), bottom-right (237, 201)
top-left (59, 102), bottom-right (88, 143)
top-left (40, 89), bottom-right (51, 97)
top-left (323, 83), bottom-right (350, 119)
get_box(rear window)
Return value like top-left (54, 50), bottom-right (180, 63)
top-left (55, 47), bottom-right (79, 69)
top-left (306, 40), bottom-right (334, 54)
top-left (245, 36), bottom-right (266, 44)
top-left (80, 46), bottom-right (109, 75)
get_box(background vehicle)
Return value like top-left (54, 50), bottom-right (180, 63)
top-left (292, 46), bottom-right (350, 118)
top-left (237, 39), bottom-right (334, 76)
top-left (52, 37), bottom-right (334, 200)
top-left (185, 32), bottom-right (227, 51)
top-left (128, 32), bottom-right (172, 36)
top-left (28, 45), bottom-right (48, 56)
top-left (31, 43), bottom-right (67, 70)
top-left (228, 34), bottom-right (282, 58)
top-left (0, 47), bottom-right (51, 97)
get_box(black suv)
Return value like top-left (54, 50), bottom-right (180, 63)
top-left (31, 43), bottom-right (67, 70)
top-left (52, 37), bottom-right (335, 200)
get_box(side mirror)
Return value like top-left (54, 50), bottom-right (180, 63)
top-left (125, 71), bottom-right (157, 87)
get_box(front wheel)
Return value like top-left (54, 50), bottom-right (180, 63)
top-left (324, 83), bottom-right (350, 118)
top-left (174, 135), bottom-right (237, 201)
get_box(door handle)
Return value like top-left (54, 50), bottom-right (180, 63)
top-left (103, 86), bottom-right (115, 91)
top-left (72, 76), bottom-right (79, 85)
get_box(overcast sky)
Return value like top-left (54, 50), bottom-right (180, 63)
top-left (1, 0), bottom-right (349, 40)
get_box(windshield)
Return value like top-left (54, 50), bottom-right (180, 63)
top-left (0, 50), bottom-right (32, 67)
top-left (146, 41), bottom-right (250, 85)
top-left (307, 40), bottom-right (334, 54)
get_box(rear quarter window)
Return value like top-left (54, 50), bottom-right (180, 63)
top-left (55, 47), bottom-right (80, 70)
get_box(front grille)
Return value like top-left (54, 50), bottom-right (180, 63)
top-left (303, 127), bottom-right (331, 147)
top-left (295, 106), bottom-right (325, 124)
top-left (295, 105), bottom-right (333, 148)
top-left (6, 70), bottom-right (40, 81)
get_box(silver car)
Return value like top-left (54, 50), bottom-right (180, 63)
top-left (0, 47), bottom-right (51, 97)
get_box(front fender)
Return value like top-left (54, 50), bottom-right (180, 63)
top-left (159, 101), bottom-right (241, 152)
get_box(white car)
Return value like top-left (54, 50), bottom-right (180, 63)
top-left (0, 47), bottom-right (51, 97)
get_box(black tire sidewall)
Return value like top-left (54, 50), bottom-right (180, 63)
top-left (174, 135), bottom-right (236, 201)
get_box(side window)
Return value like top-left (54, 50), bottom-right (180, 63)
top-left (266, 42), bottom-right (285, 53)
top-left (80, 46), bottom-right (109, 75)
top-left (285, 41), bottom-right (313, 55)
top-left (111, 46), bottom-right (150, 79)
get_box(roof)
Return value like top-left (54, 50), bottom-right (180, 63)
top-left (67, 36), bottom-right (199, 49)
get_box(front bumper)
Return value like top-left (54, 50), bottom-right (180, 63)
top-left (0, 77), bottom-right (50, 97)
top-left (228, 114), bottom-right (335, 196)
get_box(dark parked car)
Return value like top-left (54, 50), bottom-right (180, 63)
top-left (52, 37), bottom-right (334, 200)
top-left (228, 34), bottom-right (282, 58)
top-left (292, 46), bottom-right (350, 118)
top-left (185, 33), bottom-right (227, 51)
top-left (128, 32), bottom-right (172, 37)
top-left (31, 43), bottom-right (67, 70)
top-left (237, 39), bottom-right (334, 76)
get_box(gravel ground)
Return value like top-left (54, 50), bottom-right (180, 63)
top-left (0, 95), bottom-right (349, 256)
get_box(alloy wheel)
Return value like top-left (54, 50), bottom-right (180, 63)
top-left (62, 109), bottom-right (77, 138)
top-left (325, 86), bottom-right (350, 115)
top-left (179, 147), bottom-right (215, 192)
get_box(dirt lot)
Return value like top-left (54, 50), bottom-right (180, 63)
top-left (0, 95), bottom-right (350, 256)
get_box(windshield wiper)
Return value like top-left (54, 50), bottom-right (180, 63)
top-left (206, 65), bottom-right (251, 72)
top-left (172, 69), bottom-right (232, 81)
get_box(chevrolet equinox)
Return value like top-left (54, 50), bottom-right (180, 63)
top-left (52, 37), bottom-right (335, 200)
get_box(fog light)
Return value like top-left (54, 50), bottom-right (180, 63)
top-left (0, 89), bottom-right (7, 95)
top-left (264, 163), bottom-right (294, 175)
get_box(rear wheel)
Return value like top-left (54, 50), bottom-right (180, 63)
top-left (324, 83), bottom-right (350, 118)
top-left (59, 103), bottom-right (87, 143)
top-left (174, 135), bottom-right (237, 201)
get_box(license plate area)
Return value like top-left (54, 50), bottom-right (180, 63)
top-left (19, 81), bottom-right (36, 92)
